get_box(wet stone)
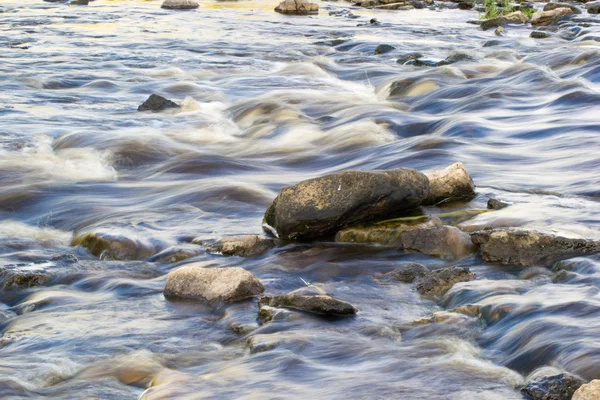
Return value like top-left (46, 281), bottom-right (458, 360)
top-left (147, 246), bottom-right (202, 263)
top-left (543, 2), bottom-right (581, 14)
top-left (586, 1), bottom-right (600, 13)
top-left (161, 0), bottom-right (199, 9)
top-left (164, 265), bottom-right (264, 303)
top-left (415, 267), bottom-right (475, 296)
top-left (195, 235), bottom-right (278, 257)
top-left (258, 293), bottom-right (357, 317)
top-left (72, 230), bottom-right (164, 261)
top-left (397, 52), bottom-right (424, 65)
top-left (532, 8), bottom-right (575, 26)
top-left (471, 228), bottom-right (600, 267)
top-left (487, 197), bottom-right (510, 209)
top-left (495, 26), bottom-right (506, 36)
top-left (137, 94), bottom-right (180, 112)
top-left (0, 268), bottom-right (50, 290)
top-left (374, 44), bottom-right (396, 55)
top-left (264, 168), bottom-right (429, 240)
top-left (519, 373), bottom-right (585, 400)
top-left (573, 379), bottom-right (600, 399)
top-left (385, 263), bottom-right (428, 283)
top-left (274, 0), bottom-right (319, 15)
top-left (423, 162), bottom-right (476, 205)
top-left (480, 11), bottom-right (529, 30)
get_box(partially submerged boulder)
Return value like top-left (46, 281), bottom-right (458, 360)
top-left (543, 2), bottom-right (581, 14)
top-left (147, 246), bottom-right (202, 263)
top-left (586, 1), bottom-right (600, 13)
top-left (195, 235), bottom-right (278, 257)
top-left (385, 263), bottom-right (428, 283)
top-left (415, 266), bottom-right (475, 296)
top-left (72, 230), bottom-right (164, 261)
top-left (161, 0), bottom-right (199, 9)
top-left (274, 0), bottom-right (318, 15)
top-left (258, 293), bottom-right (357, 317)
top-left (531, 8), bottom-right (575, 26)
top-left (164, 265), bottom-right (264, 303)
top-left (264, 169), bottom-right (429, 240)
top-left (137, 94), bottom-right (179, 112)
top-left (336, 217), bottom-right (476, 259)
top-left (471, 229), bottom-right (600, 267)
top-left (480, 11), bottom-right (529, 30)
top-left (487, 197), bottom-right (509, 210)
top-left (423, 162), bottom-right (476, 205)
top-left (520, 373), bottom-right (585, 400)
top-left (374, 44), bottom-right (396, 55)
top-left (530, 31), bottom-right (552, 39)
top-left (573, 380), bottom-right (600, 400)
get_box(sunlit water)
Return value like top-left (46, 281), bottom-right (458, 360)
top-left (0, 0), bottom-right (599, 398)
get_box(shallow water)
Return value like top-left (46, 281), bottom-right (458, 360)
top-left (0, 0), bottom-right (599, 398)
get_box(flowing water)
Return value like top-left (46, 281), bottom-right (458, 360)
top-left (1, 0), bottom-right (600, 398)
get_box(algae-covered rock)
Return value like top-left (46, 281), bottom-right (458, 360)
top-left (164, 265), bottom-right (264, 303)
top-left (423, 162), bottom-right (476, 205)
top-left (471, 229), bottom-right (600, 267)
top-left (264, 168), bottom-right (429, 240)
top-left (195, 235), bottom-right (277, 257)
top-left (415, 267), bottom-right (475, 296)
top-left (258, 293), bottom-right (357, 317)
top-left (520, 373), bottom-right (585, 400)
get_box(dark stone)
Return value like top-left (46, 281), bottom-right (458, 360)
top-left (487, 197), bottom-right (510, 209)
top-left (519, 373), bottom-right (585, 400)
top-left (161, 0), bottom-right (199, 9)
top-left (586, 1), bottom-right (600, 13)
top-left (483, 40), bottom-right (504, 47)
top-left (407, 58), bottom-right (439, 67)
top-left (258, 294), bottom-right (357, 316)
top-left (543, 2), bottom-right (582, 14)
top-left (137, 94), bottom-right (179, 112)
top-left (386, 263), bottom-right (428, 283)
top-left (471, 229), bottom-right (600, 267)
top-left (440, 51), bottom-right (476, 65)
top-left (397, 52), bottom-right (424, 65)
top-left (374, 44), bottom-right (396, 55)
top-left (264, 169), bottom-right (429, 240)
top-left (531, 30), bottom-right (552, 38)
top-left (1, 270), bottom-right (50, 289)
top-left (458, 1), bottom-right (474, 9)
top-left (415, 267), bottom-right (475, 296)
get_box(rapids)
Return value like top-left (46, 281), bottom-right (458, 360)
top-left (0, 0), bottom-right (599, 398)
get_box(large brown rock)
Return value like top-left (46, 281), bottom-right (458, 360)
top-left (573, 380), bottom-right (600, 400)
top-left (274, 0), bottom-right (318, 15)
top-left (471, 229), bottom-right (600, 267)
top-left (531, 7), bottom-right (575, 26)
top-left (336, 217), bottom-right (476, 259)
top-left (258, 293), bottom-right (357, 316)
top-left (164, 265), bottom-right (264, 303)
top-left (423, 162), bottom-right (476, 205)
top-left (480, 11), bottom-right (529, 30)
top-left (264, 169), bottom-right (429, 240)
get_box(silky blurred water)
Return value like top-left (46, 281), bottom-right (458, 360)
top-left (0, 0), bottom-right (599, 398)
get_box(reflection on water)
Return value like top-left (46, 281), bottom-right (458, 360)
top-left (0, 0), bottom-right (599, 398)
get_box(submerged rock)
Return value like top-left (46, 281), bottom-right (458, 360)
top-left (147, 246), bottom-right (202, 263)
top-left (374, 44), bottom-right (396, 55)
top-left (423, 162), bottom-right (476, 205)
top-left (397, 52), bottom-right (424, 65)
top-left (480, 11), bottom-right (529, 30)
top-left (336, 217), bottom-right (475, 259)
top-left (274, 0), bottom-right (319, 15)
top-left (471, 229), bottom-right (600, 267)
top-left (573, 380), bottom-right (600, 400)
top-left (495, 26), bottom-right (506, 36)
top-left (543, 2), bottom-right (581, 14)
top-left (72, 230), bottom-right (163, 261)
top-left (137, 94), bottom-right (179, 112)
top-left (258, 293), bottom-right (357, 317)
top-left (264, 169), bottom-right (429, 240)
top-left (487, 197), bottom-right (509, 210)
top-left (0, 269), bottom-right (50, 290)
top-left (531, 8), bottom-right (575, 26)
top-left (586, 1), bottom-right (600, 13)
top-left (195, 235), bottom-right (278, 257)
top-left (385, 263), bottom-right (428, 283)
top-left (161, 0), bottom-right (199, 9)
top-left (520, 373), bottom-right (585, 400)
top-left (415, 266), bottom-right (475, 296)
top-left (164, 265), bottom-right (264, 303)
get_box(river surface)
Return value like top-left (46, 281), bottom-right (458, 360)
top-left (1, 0), bottom-right (600, 398)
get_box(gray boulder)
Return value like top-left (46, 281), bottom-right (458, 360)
top-left (274, 0), bottom-right (318, 14)
top-left (161, 0), bottom-right (199, 9)
top-left (520, 373), bottom-right (585, 400)
top-left (264, 169), bottom-right (429, 240)
top-left (423, 162), bottom-right (476, 205)
top-left (164, 265), bottom-right (264, 303)
top-left (195, 235), bottom-right (278, 257)
top-left (531, 8), bottom-right (575, 26)
top-left (481, 11), bottom-right (529, 30)
top-left (258, 293), bottom-right (357, 316)
top-left (138, 94), bottom-right (179, 112)
top-left (471, 229), bottom-right (600, 267)
top-left (415, 267), bottom-right (475, 296)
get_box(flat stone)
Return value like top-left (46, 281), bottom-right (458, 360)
top-left (264, 168), bottom-right (429, 240)
top-left (164, 265), bottom-right (264, 303)
top-left (161, 0), bottom-right (199, 9)
top-left (573, 379), bottom-right (600, 400)
top-left (471, 228), bottom-right (600, 267)
top-left (415, 266), bottom-right (475, 296)
top-left (258, 293), bottom-right (357, 316)
top-left (137, 94), bottom-right (179, 112)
